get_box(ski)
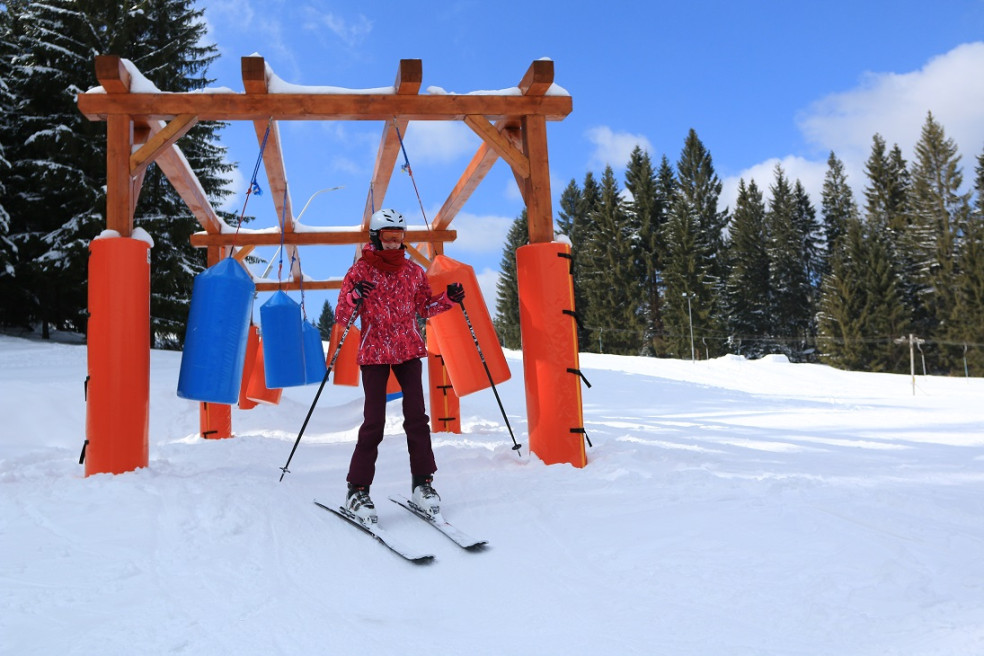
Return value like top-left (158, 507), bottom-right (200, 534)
top-left (314, 500), bottom-right (435, 564)
top-left (389, 495), bottom-right (488, 550)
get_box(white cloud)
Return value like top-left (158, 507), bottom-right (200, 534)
top-left (300, 11), bottom-right (373, 48)
top-left (443, 210), bottom-right (514, 256)
top-left (724, 42), bottom-right (984, 213)
top-left (798, 42), bottom-right (984, 166)
top-left (586, 126), bottom-right (654, 170)
top-left (721, 156), bottom-right (828, 214)
top-left (473, 267), bottom-right (502, 319)
top-left (401, 121), bottom-right (481, 164)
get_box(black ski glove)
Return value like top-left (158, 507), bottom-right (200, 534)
top-left (351, 280), bottom-right (376, 305)
top-left (447, 282), bottom-right (465, 304)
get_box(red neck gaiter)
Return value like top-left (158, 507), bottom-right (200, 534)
top-left (362, 247), bottom-right (406, 273)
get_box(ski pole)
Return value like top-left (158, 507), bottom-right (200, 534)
top-left (279, 305), bottom-right (359, 481)
top-left (456, 298), bottom-right (523, 456)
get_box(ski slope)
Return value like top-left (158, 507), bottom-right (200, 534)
top-left (2, 335), bottom-right (983, 655)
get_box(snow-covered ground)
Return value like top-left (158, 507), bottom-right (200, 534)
top-left (2, 334), bottom-right (984, 655)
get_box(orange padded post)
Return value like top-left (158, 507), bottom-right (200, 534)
top-left (85, 236), bottom-right (150, 476)
top-left (328, 322), bottom-right (360, 387)
top-left (428, 352), bottom-right (461, 433)
top-left (199, 402), bottom-right (232, 439)
top-left (237, 324), bottom-right (260, 410)
top-left (245, 338), bottom-right (283, 405)
top-left (426, 255), bottom-right (509, 396)
top-left (517, 242), bottom-right (587, 467)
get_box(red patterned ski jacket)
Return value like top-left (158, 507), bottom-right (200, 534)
top-left (335, 244), bottom-right (454, 365)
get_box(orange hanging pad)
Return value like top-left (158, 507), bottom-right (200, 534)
top-left (238, 324), bottom-right (260, 410)
top-left (517, 242), bottom-right (587, 468)
top-left (246, 337), bottom-right (283, 405)
top-left (327, 322), bottom-right (361, 387)
top-left (85, 236), bottom-right (151, 476)
top-left (426, 255), bottom-right (509, 397)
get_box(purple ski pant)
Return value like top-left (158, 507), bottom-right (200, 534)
top-left (346, 358), bottom-right (436, 487)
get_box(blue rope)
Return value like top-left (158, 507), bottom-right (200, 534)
top-left (392, 120), bottom-right (431, 230)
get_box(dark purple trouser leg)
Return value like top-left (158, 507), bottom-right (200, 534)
top-left (347, 358), bottom-right (436, 486)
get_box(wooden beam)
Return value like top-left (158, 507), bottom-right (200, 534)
top-left (130, 114), bottom-right (198, 175)
top-left (404, 242), bottom-right (431, 268)
top-left (78, 92), bottom-right (572, 122)
top-left (95, 55), bottom-right (131, 93)
top-left (522, 114), bottom-right (554, 243)
top-left (106, 115), bottom-right (134, 235)
top-left (255, 279), bottom-right (343, 292)
top-left (241, 57), bottom-right (301, 281)
top-left (361, 60), bottom-right (423, 227)
top-left (189, 228), bottom-right (456, 248)
top-left (147, 120), bottom-right (225, 234)
top-left (463, 115), bottom-right (529, 178)
top-left (519, 59), bottom-right (555, 96)
top-left (431, 120), bottom-right (520, 231)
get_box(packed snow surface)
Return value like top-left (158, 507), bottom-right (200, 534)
top-left (2, 335), bottom-right (984, 655)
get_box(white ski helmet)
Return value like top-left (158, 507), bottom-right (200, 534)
top-left (369, 208), bottom-right (406, 232)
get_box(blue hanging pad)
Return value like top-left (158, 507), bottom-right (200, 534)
top-left (177, 258), bottom-right (255, 404)
top-left (302, 321), bottom-right (327, 384)
top-left (260, 291), bottom-right (306, 388)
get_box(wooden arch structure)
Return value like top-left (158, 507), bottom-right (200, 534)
top-left (77, 55), bottom-right (585, 474)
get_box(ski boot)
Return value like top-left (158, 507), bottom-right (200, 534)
top-left (410, 475), bottom-right (441, 519)
top-left (345, 483), bottom-right (377, 527)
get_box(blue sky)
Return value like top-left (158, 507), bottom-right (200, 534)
top-left (193, 0), bottom-right (984, 317)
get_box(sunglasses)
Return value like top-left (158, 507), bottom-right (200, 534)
top-left (379, 229), bottom-right (405, 244)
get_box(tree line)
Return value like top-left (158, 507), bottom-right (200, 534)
top-left (3, 3), bottom-right (982, 376)
top-left (495, 118), bottom-right (984, 376)
top-left (0, 0), bottom-right (237, 347)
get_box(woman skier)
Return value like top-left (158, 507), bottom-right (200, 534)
top-left (334, 208), bottom-right (465, 526)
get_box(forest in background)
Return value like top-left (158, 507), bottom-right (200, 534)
top-left (2, 2), bottom-right (982, 375)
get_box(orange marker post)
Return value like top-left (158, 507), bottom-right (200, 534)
top-left (85, 236), bottom-right (151, 476)
top-left (517, 242), bottom-right (587, 468)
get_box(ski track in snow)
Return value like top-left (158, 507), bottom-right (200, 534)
top-left (2, 335), bottom-right (984, 655)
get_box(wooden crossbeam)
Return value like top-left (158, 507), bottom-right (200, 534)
top-left (241, 58), bottom-right (301, 280)
top-left (361, 60), bottom-right (423, 228)
top-left (78, 92), bottom-right (572, 122)
top-left (463, 115), bottom-right (529, 178)
top-left (130, 114), bottom-right (197, 175)
top-left (189, 228), bottom-right (455, 248)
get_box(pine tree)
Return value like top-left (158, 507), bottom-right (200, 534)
top-left (557, 178), bottom-right (590, 350)
top-left (765, 165), bottom-right (814, 359)
top-left (820, 151), bottom-right (858, 274)
top-left (560, 171), bottom-right (601, 351)
top-left (317, 299), bottom-right (336, 340)
top-left (661, 130), bottom-right (728, 359)
top-left (580, 166), bottom-right (644, 354)
top-left (492, 210), bottom-right (528, 349)
top-left (724, 179), bottom-right (771, 355)
top-left (907, 112), bottom-right (971, 372)
top-left (650, 156), bottom-right (676, 355)
top-left (818, 216), bottom-right (906, 371)
top-left (122, 0), bottom-right (233, 348)
top-left (0, 0), bottom-right (231, 344)
top-left (943, 146), bottom-right (984, 375)
top-left (1, 1), bottom-right (109, 336)
top-left (624, 146), bottom-right (670, 355)
top-left (0, 6), bottom-right (15, 283)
